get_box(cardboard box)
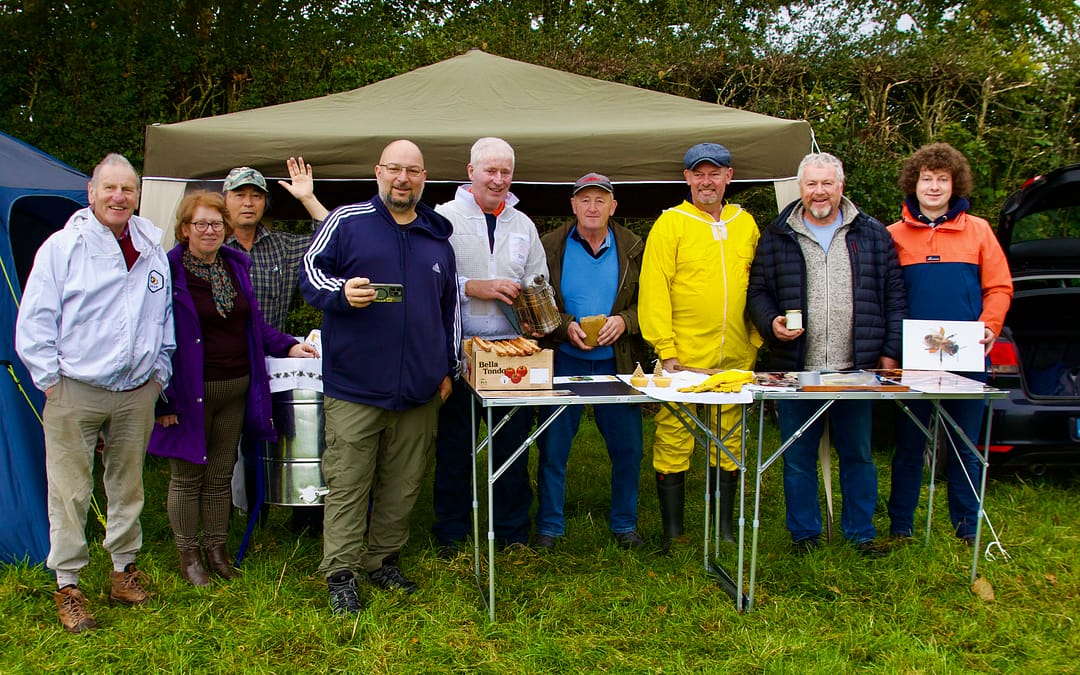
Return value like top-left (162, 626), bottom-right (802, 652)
top-left (463, 338), bottom-right (554, 391)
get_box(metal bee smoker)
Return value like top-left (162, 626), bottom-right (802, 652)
top-left (512, 274), bottom-right (560, 336)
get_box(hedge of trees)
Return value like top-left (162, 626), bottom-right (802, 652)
top-left (1, 0), bottom-right (1077, 225)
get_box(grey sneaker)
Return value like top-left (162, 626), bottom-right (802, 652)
top-left (368, 564), bottom-right (419, 594)
top-left (327, 570), bottom-right (363, 615)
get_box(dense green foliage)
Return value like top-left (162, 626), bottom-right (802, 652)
top-left (1, 1), bottom-right (1077, 225)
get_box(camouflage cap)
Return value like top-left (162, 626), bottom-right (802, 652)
top-left (223, 166), bottom-right (268, 193)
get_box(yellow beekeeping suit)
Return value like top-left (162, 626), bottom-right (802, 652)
top-left (639, 201), bottom-right (761, 472)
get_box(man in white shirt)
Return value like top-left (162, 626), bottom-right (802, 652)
top-left (431, 137), bottom-right (548, 555)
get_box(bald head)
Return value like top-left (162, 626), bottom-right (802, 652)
top-left (374, 139), bottom-right (427, 218)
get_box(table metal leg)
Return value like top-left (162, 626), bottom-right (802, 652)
top-left (475, 402), bottom-right (570, 622)
top-left (661, 401), bottom-right (748, 608)
top-left (928, 400), bottom-right (1000, 582)
top-left (748, 398), bottom-right (834, 611)
top-left (925, 408), bottom-right (941, 545)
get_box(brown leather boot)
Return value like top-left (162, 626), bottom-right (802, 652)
top-left (109, 563), bottom-right (151, 605)
top-left (55, 585), bottom-right (97, 633)
top-left (178, 548), bottom-right (210, 586)
top-left (204, 544), bottom-right (237, 580)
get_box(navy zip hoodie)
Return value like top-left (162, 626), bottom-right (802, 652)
top-left (300, 196), bottom-right (460, 410)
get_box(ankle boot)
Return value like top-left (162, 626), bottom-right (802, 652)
top-left (717, 469), bottom-right (737, 543)
top-left (204, 544), bottom-right (237, 580)
top-left (656, 471), bottom-right (686, 550)
top-left (178, 548), bottom-right (210, 586)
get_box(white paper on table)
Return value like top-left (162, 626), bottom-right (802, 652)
top-left (553, 375), bottom-right (620, 384)
top-left (616, 371), bottom-right (752, 404)
top-left (898, 370), bottom-right (990, 394)
top-left (266, 357), bottom-right (324, 393)
top-left (902, 319), bottom-right (985, 372)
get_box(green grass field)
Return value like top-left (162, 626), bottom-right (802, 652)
top-left (2, 407), bottom-right (1078, 673)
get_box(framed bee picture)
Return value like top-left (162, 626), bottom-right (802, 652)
top-left (901, 319), bottom-right (987, 372)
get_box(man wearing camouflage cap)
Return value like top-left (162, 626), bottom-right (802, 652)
top-left (223, 160), bottom-right (328, 332)
top-left (223, 160), bottom-right (329, 535)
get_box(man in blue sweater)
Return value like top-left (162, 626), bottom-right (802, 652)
top-left (534, 173), bottom-right (646, 550)
top-left (299, 140), bottom-right (459, 615)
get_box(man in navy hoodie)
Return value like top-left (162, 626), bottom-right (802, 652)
top-left (299, 140), bottom-right (459, 615)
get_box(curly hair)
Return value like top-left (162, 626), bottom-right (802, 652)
top-left (898, 143), bottom-right (973, 197)
top-left (174, 190), bottom-right (233, 245)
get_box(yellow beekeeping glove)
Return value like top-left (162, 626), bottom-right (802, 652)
top-left (678, 369), bottom-right (754, 393)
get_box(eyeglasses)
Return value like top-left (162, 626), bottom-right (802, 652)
top-left (190, 220), bottom-right (225, 233)
top-left (378, 163), bottom-right (425, 178)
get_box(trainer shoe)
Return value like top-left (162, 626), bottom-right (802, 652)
top-left (368, 564), bottom-right (419, 594)
top-left (791, 537), bottom-right (819, 555)
top-left (613, 530), bottom-right (645, 549)
top-left (532, 534), bottom-right (556, 551)
top-left (55, 585), bottom-right (97, 634)
top-left (437, 540), bottom-right (466, 560)
top-left (855, 540), bottom-right (888, 559)
top-left (327, 570), bottom-right (363, 616)
top-left (110, 563), bottom-right (151, 605)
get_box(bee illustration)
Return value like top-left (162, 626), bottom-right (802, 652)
top-left (923, 327), bottom-right (961, 363)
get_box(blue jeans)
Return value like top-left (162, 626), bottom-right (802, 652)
top-left (778, 399), bottom-right (877, 544)
top-left (432, 383), bottom-right (532, 546)
top-left (535, 354), bottom-right (643, 537)
top-left (889, 394), bottom-right (986, 538)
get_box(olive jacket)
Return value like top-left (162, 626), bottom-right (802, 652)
top-left (540, 220), bottom-right (646, 374)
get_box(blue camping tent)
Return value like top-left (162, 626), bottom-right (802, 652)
top-left (0, 131), bottom-right (87, 565)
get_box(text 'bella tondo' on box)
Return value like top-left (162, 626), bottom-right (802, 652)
top-left (462, 337), bottom-right (553, 391)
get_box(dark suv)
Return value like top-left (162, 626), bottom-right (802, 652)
top-left (984, 163), bottom-right (1080, 473)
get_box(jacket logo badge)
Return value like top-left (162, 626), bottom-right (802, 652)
top-left (148, 270), bottom-right (165, 293)
top-left (432, 262), bottom-right (442, 274)
top-left (926, 255), bottom-right (941, 262)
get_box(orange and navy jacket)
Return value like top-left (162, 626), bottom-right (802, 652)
top-left (887, 199), bottom-right (1013, 337)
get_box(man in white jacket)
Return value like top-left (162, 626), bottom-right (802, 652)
top-left (16, 153), bottom-right (175, 633)
top-left (431, 137), bottom-right (548, 554)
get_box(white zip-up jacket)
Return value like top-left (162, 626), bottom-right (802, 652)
top-left (16, 207), bottom-right (175, 392)
top-left (437, 185), bottom-right (548, 339)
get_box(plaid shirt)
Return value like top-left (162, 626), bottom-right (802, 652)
top-left (225, 224), bottom-right (313, 332)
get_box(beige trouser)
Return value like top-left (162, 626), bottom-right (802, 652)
top-left (43, 376), bottom-right (158, 575)
top-left (319, 395), bottom-right (440, 576)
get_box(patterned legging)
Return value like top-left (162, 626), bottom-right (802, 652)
top-left (168, 376), bottom-right (249, 550)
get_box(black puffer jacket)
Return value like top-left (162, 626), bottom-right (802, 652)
top-left (747, 199), bottom-right (907, 371)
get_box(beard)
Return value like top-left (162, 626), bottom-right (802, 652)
top-left (809, 202), bottom-right (835, 221)
top-left (382, 181), bottom-right (422, 213)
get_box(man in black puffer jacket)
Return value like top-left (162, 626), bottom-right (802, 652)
top-left (747, 152), bottom-right (906, 557)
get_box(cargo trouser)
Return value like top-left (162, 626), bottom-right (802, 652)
top-left (319, 394), bottom-right (440, 576)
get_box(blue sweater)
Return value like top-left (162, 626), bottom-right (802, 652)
top-left (559, 228), bottom-right (618, 360)
top-left (300, 197), bottom-right (459, 410)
